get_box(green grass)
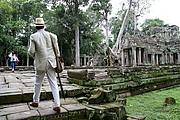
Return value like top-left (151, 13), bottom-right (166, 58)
top-left (126, 87), bottom-right (180, 120)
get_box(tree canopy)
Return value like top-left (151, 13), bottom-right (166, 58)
top-left (0, 0), bottom-right (172, 66)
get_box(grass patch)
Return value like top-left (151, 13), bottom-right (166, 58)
top-left (126, 87), bottom-right (180, 120)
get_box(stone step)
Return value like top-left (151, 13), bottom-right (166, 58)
top-left (0, 71), bottom-right (84, 105)
top-left (100, 74), bottom-right (180, 91)
top-left (127, 114), bottom-right (145, 120)
top-left (102, 81), bottom-right (137, 90)
top-left (0, 98), bottom-right (88, 120)
top-left (0, 98), bottom-right (127, 120)
top-left (0, 85), bottom-right (83, 105)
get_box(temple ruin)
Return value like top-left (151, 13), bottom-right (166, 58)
top-left (80, 25), bottom-right (180, 67)
top-left (121, 25), bottom-right (180, 66)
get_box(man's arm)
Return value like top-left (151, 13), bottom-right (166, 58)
top-left (28, 35), bottom-right (35, 58)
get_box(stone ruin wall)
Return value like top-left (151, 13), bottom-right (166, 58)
top-left (121, 25), bottom-right (180, 66)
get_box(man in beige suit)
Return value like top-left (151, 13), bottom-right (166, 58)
top-left (28, 18), bottom-right (61, 112)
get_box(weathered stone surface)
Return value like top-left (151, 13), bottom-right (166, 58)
top-left (62, 104), bottom-right (92, 120)
top-left (89, 90), bottom-right (104, 104)
top-left (5, 75), bottom-right (21, 83)
top-left (0, 104), bottom-right (29, 116)
top-left (99, 102), bottom-right (127, 120)
top-left (60, 98), bottom-right (79, 105)
top-left (67, 69), bottom-right (88, 80)
top-left (64, 86), bottom-right (83, 97)
top-left (102, 81), bottom-right (137, 90)
top-left (39, 107), bottom-right (68, 120)
top-left (21, 87), bottom-right (34, 102)
top-left (86, 105), bottom-right (107, 114)
top-left (68, 77), bottom-right (85, 85)
top-left (41, 86), bottom-right (54, 100)
top-left (0, 88), bottom-right (22, 105)
top-left (0, 76), bottom-right (5, 82)
top-left (9, 82), bottom-right (26, 88)
top-left (89, 88), bottom-right (116, 104)
top-left (7, 110), bottom-right (39, 120)
top-left (103, 89), bottom-right (116, 103)
top-left (0, 116), bottom-right (6, 120)
top-left (77, 97), bottom-right (89, 103)
top-left (127, 114), bottom-right (146, 120)
top-left (0, 68), bottom-right (5, 72)
top-left (0, 84), bottom-right (8, 89)
top-left (104, 112), bottom-right (118, 120)
top-left (23, 82), bottom-right (34, 87)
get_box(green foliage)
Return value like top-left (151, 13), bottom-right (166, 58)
top-left (141, 18), bottom-right (166, 32)
top-left (0, 0), bottom-right (48, 66)
top-left (126, 87), bottom-right (180, 120)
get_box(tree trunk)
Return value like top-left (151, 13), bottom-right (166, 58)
top-left (112, 0), bottom-right (132, 53)
top-left (105, 12), bottom-right (109, 47)
top-left (75, 22), bottom-right (80, 66)
top-left (133, 6), bottom-right (137, 34)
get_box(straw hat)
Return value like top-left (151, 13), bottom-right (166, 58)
top-left (35, 18), bottom-right (45, 26)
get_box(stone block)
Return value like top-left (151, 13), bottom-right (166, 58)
top-left (21, 87), bottom-right (34, 102)
top-left (104, 112), bottom-right (118, 120)
top-left (0, 76), bottom-right (5, 82)
top-left (63, 86), bottom-right (82, 97)
top-left (5, 76), bottom-right (21, 83)
top-left (9, 82), bottom-right (26, 88)
top-left (127, 114), bottom-right (146, 120)
top-left (24, 82), bottom-right (34, 87)
top-left (60, 98), bottom-right (79, 105)
top-left (68, 77), bottom-right (85, 85)
top-left (0, 84), bottom-right (8, 89)
top-left (67, 69), bottom-right (88, 80)
top-left (86, 105), bottom-right (107, 114)
top-left (42, 86), bottom-right (54, 100)
top-left (0, 88), bottom-right (22, 105)
top-left (0, 104), bottom-right (29, 116)
top-left (89, 90), bottom-right (104, 104)
top-left (39, 107), bottom-right (68, 120)
top-left (0, 116), bottom-right (6, 120)
top-left (7, 110), bottom-right (39, 120)
top-left (62, 104), bottom-right (91, 120)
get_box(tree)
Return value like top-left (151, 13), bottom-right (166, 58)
top-left (58, 0), bottom-right (89, 66)
top-left (112, 0), bottom-right (132, 54)
top-left (0, 0), bottom-right (48, 66)
top-left (141, 18), bottom-right (165, 32)
top-left (132, 0), bottom-right (153, 33)
top-left (90, 0), bottom-right (112, 47)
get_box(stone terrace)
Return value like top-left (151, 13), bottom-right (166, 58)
top-left (0, 67), bottom-right (127, 120)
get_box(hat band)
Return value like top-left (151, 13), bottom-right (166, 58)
top-left (36, 24), bottom-right (44, 25)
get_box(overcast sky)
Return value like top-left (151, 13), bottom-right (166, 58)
top-left (110, 0), bottom-right (180, 28)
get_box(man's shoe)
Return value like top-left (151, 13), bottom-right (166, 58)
top-left (30, 102), bottom-right (38, 107)
top-left (53, 107), bottom-right (61, 113)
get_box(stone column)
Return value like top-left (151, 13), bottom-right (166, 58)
top-left (152, 54), bottom-right (155, 65)
top-left (126, 49), bottom-right (129, 66)
top-left (84, 55), bottom-right (87, 66)
top-left (161, 54), bottom-right (165, 64)
top-left (156, 54), bottom-right (159, 65)
top-left (178, 52), bottom-right (180, 64)
top-left (132, 47), bottom-right (137, 67)
top-left (165, 53), bottom-right (168, 64)
top-left (170, 53), bottom-right (173, 64)
top-left (138, 48), bottom-right (142, 65)
top-left (144, 49), bottom-right (148, 65)
top-left (121, 49), bottom-right (125, 66)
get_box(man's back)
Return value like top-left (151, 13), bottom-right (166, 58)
top-left (29, 29), bottom-right (57, 70)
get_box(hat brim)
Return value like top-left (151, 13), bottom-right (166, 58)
top-left (35, 24), bottom-right (45, 26)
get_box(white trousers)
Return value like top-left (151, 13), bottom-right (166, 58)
top-left (33, 62), bottom-right (60, 107)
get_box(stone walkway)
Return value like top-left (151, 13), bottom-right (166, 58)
top-left (0, 69), bottom-right (127, 120)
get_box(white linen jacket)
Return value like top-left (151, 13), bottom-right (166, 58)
top-left (28, 29), bottom-right (60, 71)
